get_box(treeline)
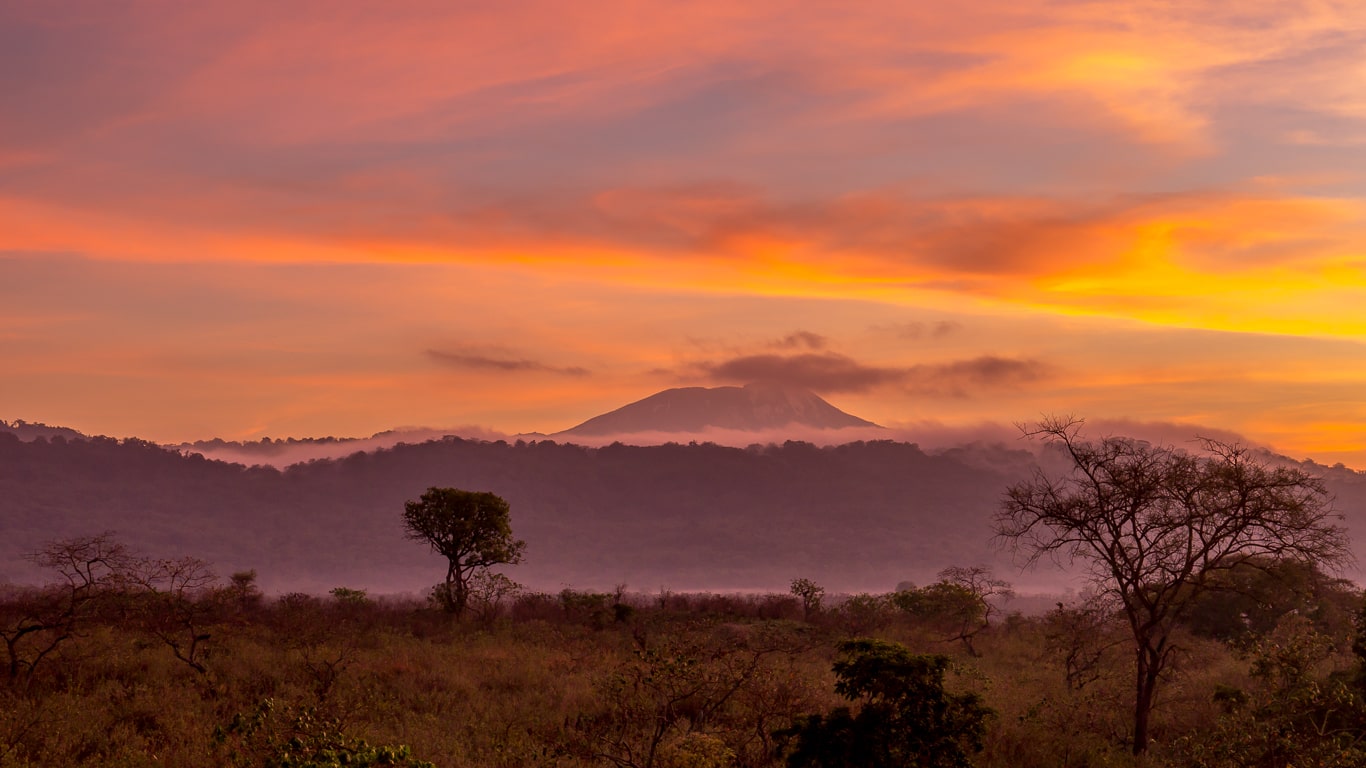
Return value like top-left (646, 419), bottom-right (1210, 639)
top-left (0, 431), bottom-right (1039, 593)
top-left (4, 535), bottom-right (1366, 767)
top-left (6, 428), bottom-right (1366, 597)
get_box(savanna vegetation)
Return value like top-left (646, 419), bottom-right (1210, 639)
top-left (4, 545), bottom-right (1365, 766)
top-left (4, 429), bottom-right (1366, 767)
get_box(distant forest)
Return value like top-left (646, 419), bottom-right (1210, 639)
top-left (3, 426), bottom-right (1365, 596)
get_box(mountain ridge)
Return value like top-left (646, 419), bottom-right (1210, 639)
top-left (558, 382), bottom-right (880, 436)
top-left (3, 426), bottom-right (1364, 596)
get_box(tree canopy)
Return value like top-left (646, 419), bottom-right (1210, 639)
top-left (401, 488), bottom-right (524, 617)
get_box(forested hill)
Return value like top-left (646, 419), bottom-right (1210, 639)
top-left (3, 431), bottom-right (1364, 595)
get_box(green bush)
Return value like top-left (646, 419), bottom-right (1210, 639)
top-left (778, 639), bottom-right (991, 768)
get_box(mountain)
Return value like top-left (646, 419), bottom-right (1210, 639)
top-left (557, 382), bottom-right (880, 436)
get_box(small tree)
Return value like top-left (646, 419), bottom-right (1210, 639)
top-left (466, 571), bottom-right (522, 626)
top-left (894, 582), bottom-right (982, 654)
top-left (224, 569), bottom-right (264, 614)
top-left (938, 566), bottom-right (1013, 628)
top-left (893, 566), bottom-right (1012, 657)
top-left (790, 578), bottom-right (825, 622)
top-left (996, 417), bottom-right (1350, 755)
top-left (125, 555), bottom-right (219, 674)
top-left (402, 487), bottom-right (524, 618)
top-left (778, 639), bottom-right (990, 768)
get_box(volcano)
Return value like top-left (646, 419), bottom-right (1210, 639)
top-left (557, 382), bottom-right (881, 436)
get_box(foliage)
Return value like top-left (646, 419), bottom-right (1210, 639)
top-left (1181, 557), bottom-right (1359, 645)
top-left (329, 587), bottom-right (370, 606)
top-left (656, 732), bottom-right (736, 768)
top-left (778, 639), bottom-right (991, 768)
top-left (214, 698), bottom-right (434, 767)
top-left (1041, 597), bottom-right (1126, 692)
top-left (573, 618), bottom-right (820, 768)
top-left (893, 568), bottom-right (1011, 657)
top-left (833, 593), bottom-right (892, 636)
top-left (1175, 616), bottom-right (1366, 767)
top-left (465, 571), bottom-right (522, 625)
top-left (790, 579), bottom-right (825, 622)
top-left (996, 417), bottom-right (1350, 754)
top-left (227, 569), bottom-right (265, 614)
top-left (401, 487), bottom-right (525, 618)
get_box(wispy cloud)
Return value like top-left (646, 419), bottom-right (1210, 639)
top-left (426, 349), bottom-right (590, 377)
top-left (693, 351), bottom-right (1052, 396)
top-left (697, 353), bottom-right (902, 393)
top-left (886, 321), bottom-right (963, 340)
top-left (770, 331), bottom-right (828, 350)
top-left (901, 356), bottom-right (1052, 397)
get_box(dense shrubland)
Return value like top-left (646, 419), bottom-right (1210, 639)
top-left (3, 544), bottom-right (1366, 767)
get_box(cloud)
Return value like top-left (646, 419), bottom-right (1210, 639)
top-left (694, 351), bottom-right (1051, 395)
top-left (886, 321), bottom-right (963, 340)
top-left (771, 331), bottom-right (828, 350)
top-left (426, 349), bottom-right (590, 377)
top-left (903, 356), bottom-right (1052, 397)
top-left (699, 352), bottom-right (901, 393)
top-left (868, 417), bottom-right (1259, 455)
top-left (179, 425), bottom-right (513, 468)
top-left (543, 424), bottom-right (891, 450)
top-left (3, 0), bottom-right (1365, 342)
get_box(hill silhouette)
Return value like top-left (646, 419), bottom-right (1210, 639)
top-left (0, 431), bottom-right (1044, 594)
top-left (3, 429), bottom-right (1363, 596)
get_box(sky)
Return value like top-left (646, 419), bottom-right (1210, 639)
top-left (3, 1), bottom-right (1366, 466)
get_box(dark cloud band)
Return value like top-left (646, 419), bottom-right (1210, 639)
top-left (427, 349), bottom-right (590, 377)
top-left (695, 352), bottom-right (1050, 395)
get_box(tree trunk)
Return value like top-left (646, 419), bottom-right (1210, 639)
top-left (1132, 644), bottom-right (1162, 755)
top-left (444, 562), bottom-right (469, 618)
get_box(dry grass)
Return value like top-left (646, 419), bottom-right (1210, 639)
top-left (1, 589), bottom-right (1361, 767)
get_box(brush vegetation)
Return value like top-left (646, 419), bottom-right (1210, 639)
top-left (3, 545), bottom-right (1366, 767)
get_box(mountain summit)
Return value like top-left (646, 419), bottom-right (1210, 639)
top-left (557, 382), bottom-right (881, 436)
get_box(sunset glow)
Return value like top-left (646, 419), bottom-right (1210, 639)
top-left (4, 1), bottom-right (1366, 466)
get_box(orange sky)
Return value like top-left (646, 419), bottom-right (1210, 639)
top-left (3, 1), bottom-right (1366, 466)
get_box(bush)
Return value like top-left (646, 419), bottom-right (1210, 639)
top-left (778, 639), bottom-right (991, 768)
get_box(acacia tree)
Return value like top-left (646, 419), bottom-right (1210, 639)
top-left (996, 418), bottom-right (1350, 755)
top-left (2, 533), bottom-right (130, 689)
top-left (124, 555), bottom-right (219, 673)
top-left (402, 487), bottom-right (524, 618)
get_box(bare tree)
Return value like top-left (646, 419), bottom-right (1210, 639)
top-left (995, 417), bottom-right (1350, 755)
top-left (2, 533), bottom-right (130, 690)
top-left (124, 556), bottom-right (219, 673)
top-left (938, 565), bottom-right (1013, 656)
top-left (1043, 595), bottom-right (1127, 692)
